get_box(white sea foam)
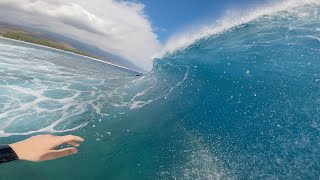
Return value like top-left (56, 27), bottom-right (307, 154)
top-left (155, 0), bottom-right (320, 59)
top-left (0, 39), bottom-right (135, 137)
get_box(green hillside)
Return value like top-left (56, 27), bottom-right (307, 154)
top-left (0, 27), bottom-right (97, 59)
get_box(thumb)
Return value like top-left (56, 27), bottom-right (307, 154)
top-left (42, 147), bottom-right (78, 161)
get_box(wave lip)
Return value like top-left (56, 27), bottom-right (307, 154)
top-left (155, 0), bottom-right (320, 59)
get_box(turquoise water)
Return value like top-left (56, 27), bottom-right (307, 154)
top-left (1, 4), bottom-right (320, 179)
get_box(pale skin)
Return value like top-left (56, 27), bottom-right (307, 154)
top-left (9, 134), bottom-right (84, 162)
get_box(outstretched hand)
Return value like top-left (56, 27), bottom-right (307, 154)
top-left (9, 134), bottom-right (84, 162)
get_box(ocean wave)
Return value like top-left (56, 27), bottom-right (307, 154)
top-left (155, 0), bottom-right (320, 59)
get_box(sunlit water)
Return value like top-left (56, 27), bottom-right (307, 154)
top-left (1, 4), bottom-right (320, 180)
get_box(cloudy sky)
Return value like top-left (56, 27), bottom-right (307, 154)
top-left (0, 0), bottom-right (268, 71)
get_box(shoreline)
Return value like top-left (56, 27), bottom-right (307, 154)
top-left (0, 36), bottom-right (136, 73)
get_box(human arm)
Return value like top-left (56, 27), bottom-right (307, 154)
top-left (0, 134), bottom-right (84, 164)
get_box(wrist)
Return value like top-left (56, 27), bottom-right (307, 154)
top-left (9, 143), bottom-right (24, 161)
top-left (0, 145), bottom-right (19, 163)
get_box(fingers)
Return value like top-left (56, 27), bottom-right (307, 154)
top-left (55, 135), bottom-right (84, 147)
top-left (42, 135), bottom-right (83, 162)
top-left (42, 147), bottom-right (78, 161)
top-left (67, 141), bottom-right (81, 147)
top-left (60, 135), bottom-right (84, 143)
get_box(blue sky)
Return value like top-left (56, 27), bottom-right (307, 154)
top-left (135, 0), bottom-right (268, 42)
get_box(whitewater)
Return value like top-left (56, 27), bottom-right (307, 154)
top-left (1, 1), bottom-right (320, 179)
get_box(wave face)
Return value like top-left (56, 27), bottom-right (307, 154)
top-left (123, 4), bottom-right (320, 179)
top-left (1, 4), bottom-right (320, 180)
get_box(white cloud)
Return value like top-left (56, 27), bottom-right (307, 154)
top-left (0, 0), bottom-right (161, 70)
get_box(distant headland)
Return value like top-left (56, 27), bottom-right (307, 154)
top-left (0, 25), bottom-right (97, 59)
top-left (0, 25), bottom-right (145, 73)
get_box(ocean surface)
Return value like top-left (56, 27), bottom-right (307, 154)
top-left (1, 3), bottom-right (320, 179)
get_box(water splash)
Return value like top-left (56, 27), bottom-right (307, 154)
top-left (156, 0), bottom-right (320, 58)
